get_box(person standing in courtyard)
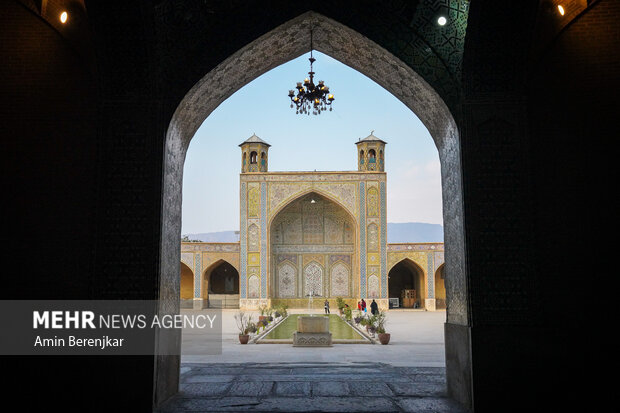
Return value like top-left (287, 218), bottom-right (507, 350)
top-left (357, 301), bottom-right (361, 311)
top-left (361, 298), bottom-right (367, 313)
top-left (324, 299), bottom-right (330, 314)
top-left (370, 299), bottom-right (378, 315)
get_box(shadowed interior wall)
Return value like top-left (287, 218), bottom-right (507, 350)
top-left (3, 1), bottom-right (616, 411)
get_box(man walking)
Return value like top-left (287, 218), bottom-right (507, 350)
top-left (324, 299), bottom-right (330, 314)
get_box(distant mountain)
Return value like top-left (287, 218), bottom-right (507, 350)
top-left (183, 222), bottom-right (443, 243)
top-left (183, 231), bottom-right (239, 242)
top-left (387, 222), bottom-right (443, 243)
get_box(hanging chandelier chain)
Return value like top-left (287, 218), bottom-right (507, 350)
top-left (287, 24), bottom-right (334, 116)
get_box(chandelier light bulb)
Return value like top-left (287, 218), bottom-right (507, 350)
top-left (557, 5), bottom-right (565, 16)
top-left (60, 11), bottom-right (68, 24)
top-left (437, 16), bottom-right (447, 26)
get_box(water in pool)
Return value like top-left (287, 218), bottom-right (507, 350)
top-left (263, 314), bottom-right (363, 340)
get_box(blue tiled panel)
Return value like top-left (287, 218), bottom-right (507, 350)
top-left (194, 254), bottom-right (201, 298)
top-left (260, 182), bottom-right (267, 299)
top-left (359, 182), bottom-right (366, 298)
top-left (240, 182), bottom-right (247, 298)
top-left (427, 252), bottom-right (434, 298)
top-left (380, 182), bottom-right (387, 298)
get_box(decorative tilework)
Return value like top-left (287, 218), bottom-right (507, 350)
top-left (193, 253), bottom-right (201, 298)
top-left (359, 181), bottom-right (366, 298)
top-left (434, 251), bottom-right (445, 271)
top-left (304, 262), bottom-right (323, 297)
top-left (368, 275), bottom-right (380, 299)
top-left (278, 263), bottom-right (296, 298)
top-left (380, 181), bottom-right (387, 298)
top-left (248, 253), bottom-right (260, 266)
top-left (240, 182), bottom-right (247, 298)
top-left (248, 186), bottom-right (259, 218)
top-left (367, 253), bottom-right (380, 266)
top-left (427, 252), bottom-right (435, 298)
top-left (330, 262), bottom-right (349, 297)
top-left (367, 187), bottom-right (379, 217)
top-left (248, 274), bottom-right (259, 298)
top-left (180, 252), bottom-right (194, 269)
top-left (260, 182), bottom-right (267, 298)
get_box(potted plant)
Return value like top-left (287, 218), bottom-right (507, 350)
top-left (275, 303), bottom-right (288, 318)
top-left (247, 322), bottom-right (257, 334)
top-left (343, 306), bottom-right (352, 322)
top-left (335, 297), bottom-right (346, 315)
top-left (366, 314), bottom-right (377, 335)
top-left (375, 311), bottom-right (390, 344)
top-left (353, 310), bottom-right (363, 324)
top-left (234, 311), bottom-right (253, 344)
top-left (258, 305), bottom-right (267, 323)
top-left (266, 307), bottom-right (274, 322)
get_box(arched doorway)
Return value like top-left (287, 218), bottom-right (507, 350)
top-left (269, 191), bottom-right (356, 303)
top-left (159, 10), bottom-right (465, 408)
top-left (435, 264), bottom-right (446, 310)
top-left (180, 262), bottom-right (194, 308)
top-left (204, 260), bottom-right (239, 308)
top-left (388, 259), bottom-right (425, 309)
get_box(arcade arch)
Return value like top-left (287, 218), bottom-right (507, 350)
top-left (388, 258), bottom-right (426, 309)
top-left (202, 259), bottom-right (240, 308)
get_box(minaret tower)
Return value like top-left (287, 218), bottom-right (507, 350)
top-left (356, 131), bottom-right (386, 172)
top-left (239, 134), bottom-right (271, 173)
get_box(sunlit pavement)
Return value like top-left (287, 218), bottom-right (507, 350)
top-left (182, 309), bottom-right (446, 367)
top-left (161, 310), bottom-right (458, 412)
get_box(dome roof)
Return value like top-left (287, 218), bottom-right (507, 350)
top-left (355, 131), bottom-right (387, 145)
top-left (239, 133), bottom-right (271, 147)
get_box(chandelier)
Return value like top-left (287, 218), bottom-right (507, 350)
top-left (288, 30), bottom-right (334, 115)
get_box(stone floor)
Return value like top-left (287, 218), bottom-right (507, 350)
top-left (157, 362), bottom-right (468, 412)
top-left (158, 310), bottom-right (466, 412)
top-left (182, 309), bottom-right (446, 366)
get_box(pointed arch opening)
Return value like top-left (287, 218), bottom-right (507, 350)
top-left (435, 264), bottom-right (446, 310)
top-left (202, 259), bottom-right (239, 308)
top-left (159, 9), bottom-right (465, 408)
top-left (179, 262), bottom-right (194, 308)
top-left (388, 258), bottom-right (426, 309)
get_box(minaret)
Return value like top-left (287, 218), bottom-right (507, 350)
top-left (239, 134), bottom-right (271, 173)
top-left (355, 131), bottom-right (386, 172)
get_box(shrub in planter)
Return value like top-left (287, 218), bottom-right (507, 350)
top-left (377, 327), bottom-right (390, 344)
top-left (343, 306), bottom-right (352, 322)
top-left (335, 297), bottom-right (346, 314)
top-left (234, 311), bottom-right (253, 344)
top-left (375, 312), bottom-right (390, 344)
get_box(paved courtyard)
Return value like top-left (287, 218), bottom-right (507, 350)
top-left (182, 309), bottom-right (446, 366)
top-left (159, 310), bottom-right (461, 412)
top-left (158, 362), bottom-right (466, 412)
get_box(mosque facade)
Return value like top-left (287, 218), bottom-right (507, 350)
top-left (180, 134), bottom-right (445, 311)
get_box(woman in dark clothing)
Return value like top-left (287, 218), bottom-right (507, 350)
top-left (361, 298), bottom-right (367, 313)
top-left (370, 299), bottom-right (378, 315)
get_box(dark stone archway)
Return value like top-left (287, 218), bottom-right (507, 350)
top-left (160, 11), bottom-right (465, 408)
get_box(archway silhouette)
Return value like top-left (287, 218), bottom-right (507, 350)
top-left (179, 262), bottom-right (194, 308)
top-left (158, 10), bottom-right (466, 407)
top-left (388, 258), bottom-right (426, 309)
top-left (435, 264), bottom-right (446, 309)
top-left (202, 259), bottom-right (240, 308)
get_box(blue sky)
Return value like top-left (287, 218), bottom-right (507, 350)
top-left (182, 51), bottom-right (442, 234)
